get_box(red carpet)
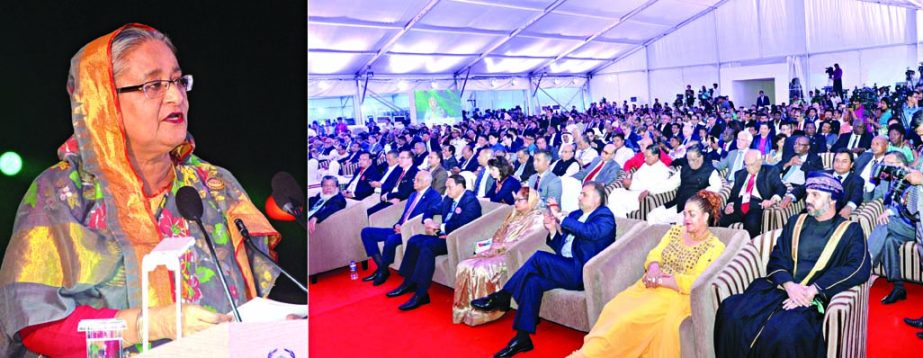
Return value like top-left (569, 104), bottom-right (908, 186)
top-left (310, 264), bottom-right (923, 357)
top-left (308, 264), bottom-right (585, 357)
top-left (868, 279), bottom-right (923, 357)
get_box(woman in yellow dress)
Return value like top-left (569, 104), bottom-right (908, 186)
top-left (569, 190), bottom-right (726, 357)
top-left (452, 187), bottom-right (545, 326)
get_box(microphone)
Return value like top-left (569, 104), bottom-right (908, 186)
top-left (234, 219), bottom-right (307, 293)
top-left (271, 171), bottom-right (307, 229)
top-left (176, 186), bottom-right (242, 322)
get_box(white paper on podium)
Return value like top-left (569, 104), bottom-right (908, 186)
top-left (232, 298), bottom-right (307, 322)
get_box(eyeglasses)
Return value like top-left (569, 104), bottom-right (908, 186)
top-left (116, 74), bottom-right (193, 99)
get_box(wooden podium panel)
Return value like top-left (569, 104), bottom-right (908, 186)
top-left (140, 320), bottom-right (307, 357)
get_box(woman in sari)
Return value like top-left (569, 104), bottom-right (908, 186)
top-left (568, 190), bottom-right (726, 358)
top-left (452, 187), bottom-right (545, 326)
top-left (0, 24), bottom-right (281, 356)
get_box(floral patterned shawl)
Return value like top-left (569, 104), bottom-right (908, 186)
top-left (0, 24), bottom-right (281, 355)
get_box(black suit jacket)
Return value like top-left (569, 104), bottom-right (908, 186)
top-left (488, 177), bottom-right (522, 205)
top-left (547, 206), bottom-right (617, 269)
top-left (458, 155), bottom-right (479, 172)
top-left (413, 152), bottom-right (428, 167)
top-left (308, 193), bottom-right (347, 223)
top-left (778, 152), bottom-right (823, 178)
top-left (756, 95), bottom-right (770, 107)
top-left (790, 170), bottom-right (865, 210)
top-left (831, 132), bottom-right (872, 152)
top-left (426, 191), bottom-right (482, 235)
top-left (346, 165), bottom-right (380, 200)
top-left (728, 166), bottom-right (787, 212)
top-left (384, 166), bottom-right (418, 201)
top-left (513, 157), bottom-right (536, 182)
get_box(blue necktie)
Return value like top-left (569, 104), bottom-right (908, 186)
top-left (474, 170), bottom-right (485, 195)
top-left (444, 200), bottom-right (459, 222)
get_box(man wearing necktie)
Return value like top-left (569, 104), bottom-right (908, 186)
top-left (470, 183), bottom-right (616, 357)
top-left (831, 119), bottom-right (871, 154)
top-left (713, 131), bottom-right (752, 183)
top-left (368, 150), bottom-right (418, 215)
top-left (719, 150), bottom-right (786, 238)
top-left (386, 175), bottom-right (482, 310)
top-left (360, 171), bottom-right (442, 286)
top-left (343, 152), bottom-right (380, 200)
top-left (526, 150), bottom-right (562, 207)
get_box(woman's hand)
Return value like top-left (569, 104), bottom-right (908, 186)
top-left (117, 303), bottom-right (232, 344)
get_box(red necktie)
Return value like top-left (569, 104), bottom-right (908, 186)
top-left (396, 169), bottom-right (407, 186)
top-left (584, 161), bottom-right (605, 184)
top-left (741, 174), bottom-right (756, 214)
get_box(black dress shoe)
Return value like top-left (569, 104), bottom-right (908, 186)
top-left (882, 286), bottom-right (907, 304)
top-left (471, 292), bottom-right (511, 312)
top-left (398, 293), bottom-right (430, 311)
top-left (386, 282), bottom-right (416, 298)
top-left (362, 271), bottom-right (380, 282)
top-left (372, 270), bottom-right (390, 286)
top-left (905, 316), bottom-right (923, 328)
top-left (493, 334), bottom-right (533, 358)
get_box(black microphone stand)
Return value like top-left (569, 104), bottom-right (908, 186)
top-left (235, 219), bottom-right (308, 293)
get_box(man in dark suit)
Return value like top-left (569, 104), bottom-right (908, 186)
top-left (368, 150), bottom-right (418, 215)
top-left (441, 145), bottom-right (458, 172)
top-left (412, 141), bottom-right (428, 167)
top-left (512, 148), bottom-right (536, 182)
top-left (456, 144), bottom-right (479, 173)
top-left (343, 152), bottom-right (380, 201)
top-left (421, 131), bottom-right (441, 154)
top-left (756, 90), bottom-right (770, 107)
top-left (777, 135), bottom-right (823, 189)
top-left (361, 170), bottom-right (442, 286)
top-left (471, 182), bottom-right (617, 357)
top-left (308, 175), bottom-right (347, 234)
top-left (854, 135), bottom-right (890, 201)
top-left (386, 175), bottom-right (482, 310)
top-left (786, 149), bottom-right (864, 218)
top-left (719, 149), bottom-right (787, 238)
top-left (831, 119), bottom-right (872, 154)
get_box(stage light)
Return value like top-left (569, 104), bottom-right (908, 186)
top-left (431, 81), bottom-right (439, 89)
top-left (397, 80), bottom-right (409, 91)
top-left (0, 151), bottom-right (22, 176)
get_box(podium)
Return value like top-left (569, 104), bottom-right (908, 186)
top-left (139, 320), bottom-right (307, 357)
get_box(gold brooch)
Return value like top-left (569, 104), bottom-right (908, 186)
top-left (206, 177), bottom-right (226, 191)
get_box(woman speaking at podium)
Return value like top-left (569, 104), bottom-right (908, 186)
top-left (0, 24), bottom-right (282, 356)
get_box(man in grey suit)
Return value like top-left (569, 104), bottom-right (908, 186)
top-left (526, 149), bottom-right (562, 208)
top-left (714, 130), bottom-right (753, 183)
top-left (428, 151), bottom-right (448, 195)
top-left (573, 143), bottom-right (622, 186)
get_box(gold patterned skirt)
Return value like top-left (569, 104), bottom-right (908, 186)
top-left (452, 254), bottom-right (510, 326)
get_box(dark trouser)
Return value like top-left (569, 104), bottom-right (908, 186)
top-left (361, 227), bottom-right (402, 268)
top-left (366, 201), bottom-right (392, 216)
top-left (718, 201), bottom-right (764, 238)
top-left (833, 78), bottom-right (843, 97)
top-left (868, 217), bottom-right (916, 281)
top-left (398, 234), bottom-right (448, 295)
top-left (502, 251), bottom-right (582, 333)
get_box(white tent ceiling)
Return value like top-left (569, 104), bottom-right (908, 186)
top-left (308, 0), bottom-right (734, 76)
top-left (309, 0), bottom-right (923, 79)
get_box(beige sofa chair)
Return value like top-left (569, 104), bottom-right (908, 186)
top-left (499, 218), bottom-right (649, 332)
top-left (398, 199), bottom-right (508, 287)
top-left (712, 228), bottom-right (870, 358)
top-left (851, 199), bottom-right (923, 283)
top-left (572, 224), bottom-right (749, 356)
top-left (309, 199), bottom-right (370, 282)
top-left (367, 200), bottom-right (409, 270)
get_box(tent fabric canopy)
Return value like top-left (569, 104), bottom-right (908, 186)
top-left (308, 0), bottom-right (729, 76)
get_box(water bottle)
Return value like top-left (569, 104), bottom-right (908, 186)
top-left (349, 260), bottom-right (358, 280)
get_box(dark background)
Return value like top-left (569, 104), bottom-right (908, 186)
top-left (0, 2), bottom-right (307, 303)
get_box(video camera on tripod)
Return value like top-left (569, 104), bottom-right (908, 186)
top-left (872, 164), bottom-right (919, 222)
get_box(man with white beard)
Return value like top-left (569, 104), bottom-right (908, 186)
top-left (608, 145), bottom-right (677, 217)
top-left (308, 175), bottom-right (347, 234)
